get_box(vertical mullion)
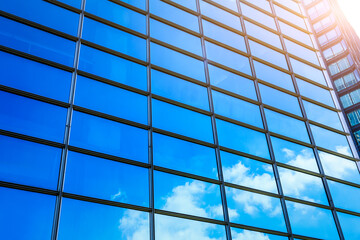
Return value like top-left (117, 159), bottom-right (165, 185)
top-left (146, 0), bottom-right (155, 239)
top-left (195, 0), bottom-right (232, 239)
top-left (51, 0), bottom-right (86, 240)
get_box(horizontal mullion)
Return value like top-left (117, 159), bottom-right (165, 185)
top-left (229, 222), bottom-right (289, 237)
top-left (273, 1), bottom-right (306, 18)
top-left (210, 86), bottom-right (259, 105)
top-left (335, 207), bottom-right (360, 218)
top-left (257, 79), bottom-right (297, 97)
top-left (252, 56), bottom-right (291, 74)
top-left (161, 0), bottom-right (198, 16)
top-left (276, 162), bottom-right (322, 178)
top-left (202, 0), bottom-right (240, 16)
top-left (240, 0), bottom-right (275, 18)
top-left (207, 60), bottom-right (254, 79)
top-left (288, 53), bottom-right (324, 71)
top-left (269, 132), bottom-right (315, 148)
top-left (316, 146), bottom-right (358, 162)
top-left (214, 114), bottom-right (266, 133)
top-left (326, 176), bottom-right (360, 189)
top-left (243, 16), bottom-right (279, 35)
top-left (201, 15), bottom-right (244, 37)
top-left (284, 196), bottom-right (332, 210)
top-left (108, 0), bottom-right (147, 15)
top-left (44, 0), bottom-right (82, 13)
top-left (224, 182), bottom-right (280, 198)
top-left (249, 36), bottom-right (285, 54)
top-left (300, 96), bottom-right (340, 112)
top-left (67, 145), bottom-right (151, 169)
top-left (0, 180), bottom-right (58, 196)
top-left (219, 146), bottom-right (273, 164)
top-left (203, 37), bottom-right (249, 57)
top-left (308, 120), bottom-right (348, 136)
top-left (263, 104), bottom-right (306, 122)
top-left (282, 34), bottom-right (318, 52)
top-left (294, 74), bottom-right (333, 91)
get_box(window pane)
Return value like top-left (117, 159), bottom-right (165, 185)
top-left (0, 91), bottom-right (67, 142)
top-left (285, 39), bottom-right (319, 66)
top-left (0, 16), bottom-right (75, 66)
top-left (244, 20), bottom-right (282, 49)
top-left (202, 20), bottom-right (246, 52)
top-left (0, 51), bottom-right (72, 102)
top-left (271, 136), bottom-right (319, 172)
top-left (152, 70), bottom-right (209, 110)
top-left (318, 151), bottom-right (360, 184)
top-left (279, 21), bottom-right (313, 47)
top-left (240, 2), bottom-right (277, 30)
top-left (328, 180), bottom-right (360, 213)
top-left (296, 78), bottom-right (334, 107)
top-left (0, 0), bottom-right (79, 35)
top-left (86, 0), bottom-right (146, 34)
top-left (212, 90), bottom-right (263, 128)
top-left (310, 124), bottom-right (352, 157)
top-left (231, 228), bottom-right (287, 240)
top-left (70, 111), bottom-right (148, 162)
top-left (154, 171), bottom-right (223, 220)
top-left (216, 119), bottom-right (270, 159)
top-left (150, 18), bottom-right (202, 56)
top-left (153, 133), bottom-right (218, 179)
top-left (265, 109), bottom-right (310, 143)
top-left (58, 198), bottom-right (150, 240)
top-left (155, 214), bottom-right (226, 239)
top-left (226, 187), bottom-right (286, 231)
top-left (151, 43), bottom-right (206, 82)
top-left (82, 17), bottom-right (146, 61)
top-left (152, 100), bottom-right (213, 143)
top-left (0, 135), bottom-right (61, 190)
top-left (253, 60), bottom-right (294, 92)
top-left (79, 45), bottom-right (147, 90)
top-left (286, 201), bottom-right (339, 239)
top-left (221, 151), bottom-right (278, 193)
top-left (208, 64), bottom-right (257, 100)
top-left (278, 167), bottom-right (328, 204)
top-left (290, 58), bottom-right (326, 86)
top-left (0, 188), bottom-right (55, 240)
top-left (205, 41), bottom-right (251, 75)
top-left (338, 212), bottom-right (360, 239)
top-left (75, 76), bottom-right (147, 124)
top-left (249, 40), bottom-right (288, 70)
top-left (303, 100), bottom-right (342, 130)
top-left (64, 151), bottom-right (149, 206)
top-left (259, 84), bottom-right (302, 116)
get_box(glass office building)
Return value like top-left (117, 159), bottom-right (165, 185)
top-left (1, 0), bottom-right (360, 239)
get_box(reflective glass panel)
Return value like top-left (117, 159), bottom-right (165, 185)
top-left (297, 78), bottom-right (334, 106)
top-left (249, 40), bottom-right (288, 70)
top-left (153, 133), bottom-right (218, 179)
top-left (279, 21), bottom-right (313, 47)
top-left (216, 119), bottom-right (270, 159)
top-left (58, 198), bottom-right (150, 240)
top-left (285, 39), bottom-right (319, 66)
top-left (240, 2), bottom-right (277, 30)
top-left (328, 180), bottom-right (360, 213)
top-left (231, 228), bottom-right (287, 240)
top-left (290, 58), bottom-right (326, 86)
top-left (64, 151), bottom-right (149, 206)
top-left (221, 151), bottom-right (277, 193)
top-left (244, 20), bottom-right (282, 49)
top-left (338, 212), bottom-right (360, 240)
top-left (70, 111), bottom-right (148, 162)
top-left (154, 171), bottom-right (224, 220)
top-left (303, 100), bottom-right (342, 130)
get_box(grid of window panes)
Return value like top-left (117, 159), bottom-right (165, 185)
top-left (1, 0), bottom-right (360, 239)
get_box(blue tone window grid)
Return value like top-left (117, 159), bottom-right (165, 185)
top-left (0, 0), bottom-right (360, 239)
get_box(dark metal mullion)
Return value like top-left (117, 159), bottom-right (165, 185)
top-left (195, 0), bottom-right (232, 239)
top-left (51, 1), bottom-right (86, 239)
top-left (146, 0), bottom-right (155, 239)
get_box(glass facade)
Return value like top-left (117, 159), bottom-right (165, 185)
top-left (0, 0), bottom-right (360, 239)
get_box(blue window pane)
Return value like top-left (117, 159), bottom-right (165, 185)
top-left (338, 212), bottom-right (360, 240)
top-left (82, 18), bottom-right (146, 61)
top-left (0, 51), bottom-right (71, 102)
top-left (253, 60), bottom-right (294, 92)
top-left (271, 136), bottom-right (319, 172)
top-left (151, 70), bottom-right (209, 110)
top-left (64, 151), bottom-right (149, 206)
top-left (154, 171), bottom-right (224, 220)
top-left (310, 124), bottom-right (352, 157)
top-left (205, 41), bottom-right (251, 75)
top-left (151, 43), bottom-right (206, 82)
top-left (212, 90), bottom-right (263, 128)
top-left (85, 0), bottom-right (146, 34)
top-left (297, 78), bottom-right (334, 107)
top-left (285, 39), bottom-right (319, 66)
top-left (0, 16), bottom-right (75, 66)
top-left (328, 180), bottom-right (360, 213)
top-left (279, 21), bottom-right (313, 47)
top-left (244, 20), bottom-right (282, 49)
top-left (150, 0), bottom-right (199, 32)
top-left (221, 151), bottom-right (278, 193)
top-left (168, 0), bottom-right (196, 10)
top-left (303, 100), bottom-right (342, 130)
top-left (75, 76), bottom-right (147, 124)
top-left (259, 84), bottom-right (302, 116)
top-left (150, 19), bottom-right (202, 56)
top-left (286, 201), bottom-right (339, 239)
top-left (153, 133), bottom-right (217, 179)
top-left (265, 109), bottom-right (310, 143)
top-left (152, 100), bottom-right (213, 143)
top-left (0, 187), bottom-right (55, 240)
top-left (231, 228), bottom-right (287, 240)
top-left (240, 2), bottom-right (277, 30)
top-left (216, 119), bottom-right (270, 159)
top-left (208, 64), bottom-right (257, 100)
top-left (119, 0), bottom-right (146, 10)
top-left (202, 20), bottom-right (246, 52)
top-left (200, 0), bottom-right (242, 31)
top-left (0, 91), bottom-right (67, 142)
top-left (249, 40), bottom-right (288, 70)
top-left (58, 198), bottom-right (150, 240)
top-left (79, 45), bottom-right (147, 90)
top-left (0, 135), bottom-right (61, 190)
top-left (318, 151), bottom-right (360, 184)
top-left (278, 167), bottom-right (328, 204)
top-left (226, 187), bottom-right (286, 232)
top-left (57, 0), bottom-right (82, 8)
top-left (155, 214), bottom-right (226, 239)
top-left (70, 111), bottom-right (148, 162)
top-left (0, 0), bottom-right (79, 35)
top-left (290, 58), bottom-right (326, 86)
